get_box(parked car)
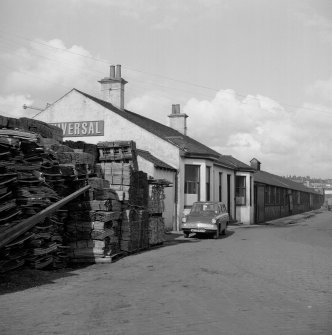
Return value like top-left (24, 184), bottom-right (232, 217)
top-left (181, 201), bottom-right (229, 239)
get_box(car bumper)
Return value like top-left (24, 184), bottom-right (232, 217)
top-left (181, 223), bottom-right (217, 234)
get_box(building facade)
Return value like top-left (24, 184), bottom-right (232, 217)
top-left (36, 65), bottom-right (255, 230)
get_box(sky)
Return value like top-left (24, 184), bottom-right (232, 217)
top-left (1, 0), bottom-right (332, 178)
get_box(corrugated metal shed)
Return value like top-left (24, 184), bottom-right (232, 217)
top-left (254, 170), bottom-right (320, 194)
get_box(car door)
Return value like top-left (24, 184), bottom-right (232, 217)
top-left (220, 204), bottom-right (228, 228)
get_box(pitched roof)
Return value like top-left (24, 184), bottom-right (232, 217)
top-left (74, 89), bottom-right (252, 170)
top-left (136, 149), bottom-right (177, 171)
top-left (254, 170), bottom-right (320, 194)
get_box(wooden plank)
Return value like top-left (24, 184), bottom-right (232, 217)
top-left (0, 185), bottom-right (91, 249)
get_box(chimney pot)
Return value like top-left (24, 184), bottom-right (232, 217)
top-left (116, 64), bottom-right (121, 79)
top-left (110, 65), bottom-right (115, 78)
top-left (172, 104), bottom-right (180, 114)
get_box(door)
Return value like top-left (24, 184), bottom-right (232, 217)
top-left (255, 184), bottom-right (265, 223)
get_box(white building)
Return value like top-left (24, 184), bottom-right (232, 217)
top-left (36, 65), bottom-right (255, 230)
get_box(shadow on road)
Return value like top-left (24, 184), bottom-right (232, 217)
top-left (0, 230), bottom-right (236, 295)
top-left (0, 265), bottom-right (87, 295)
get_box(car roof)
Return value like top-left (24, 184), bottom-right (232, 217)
top-left (193, 201), bottom-right (225, 205)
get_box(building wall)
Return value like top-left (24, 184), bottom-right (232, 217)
top-left (37, 91), bottom-right (180, 169)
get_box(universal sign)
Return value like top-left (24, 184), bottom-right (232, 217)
top-left (49, 121), bottom-right (104, 137)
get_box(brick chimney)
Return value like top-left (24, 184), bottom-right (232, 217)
top-left (98, 65), bottom-right (127, 110)
top-left (250, 158), bottom-right (261, 171)
top-left (168, 104), bottom-right (188, 135)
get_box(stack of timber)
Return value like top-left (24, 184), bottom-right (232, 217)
top-left (0, 118), bottom-right (78, 272)
top-left (97, 140), bottom-right (138, 168)
top-left (45, 143), bottom-right (96, 197)
top-left (0, 115), bottom-right (63, 143)
top-left (147, 179), bottom-right (171, 246)
top-left (64, 178), bottom-right (122, 263)
top-left (120, 209), bottom-right (149, 253)
top-left (96, 141), bottom-right (150, 253)
top-left (25, 211), bottom-right (70, 269)
top-left (96, 141), bottom-right (140, 202)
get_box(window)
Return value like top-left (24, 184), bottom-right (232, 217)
top-left (276, 187), bottom-right (280, 205)
top-left (219, 172), bottom-right (222, 202)
top-left (236, 176), bottom-right (246, 205)
top-left (297, 191), bottom-right (301, 205)
top-left (206, 166), bottom-right (211, 201)
top-left (185, 165), bottom-right (200, 197)
top-left (270, 186), bottom-right (276, 204)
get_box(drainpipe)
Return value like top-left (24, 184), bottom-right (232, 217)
top-left (234, 170), bottom-right (237, 222)
top-left (174, 169), bottom-right (179, 231)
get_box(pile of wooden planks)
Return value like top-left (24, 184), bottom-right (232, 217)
top-left (64, 178), bottom-right (122, 263)
top-left (148, 216), bottom-right (166, 246)
top-left (25, 211), bottom-right (70, 269)
top-left (97, 140), bottom-right (138, 168)
top-left (147, 179), bottom-right (171, 246)
top-left (0, 123), bottom-right (76, 272)
top-left (120, 209), bottom-right (149, 253)
top-left (0, 116), bottom-right (63, 142)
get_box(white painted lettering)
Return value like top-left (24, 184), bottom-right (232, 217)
top-left (95, 121), bottom-right (101, 134)
top-left (74, 123), bottom-right (80, 135)
top-left (62, 123), bottom-right (67, 134)
top-left (82, 122), bottom-right (88, 135)
top-left (88, 122), bottom-right (94, 134)
top-left (68, 123), bottom-right (74, 135)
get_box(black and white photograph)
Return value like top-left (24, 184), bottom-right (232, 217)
top-left (0, 1), bottom-right (331, 334)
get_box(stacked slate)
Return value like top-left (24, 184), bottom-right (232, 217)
top-left (64, 178), bottom-right (122, 263)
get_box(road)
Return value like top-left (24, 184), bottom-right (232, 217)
top-left (0, 211), bottom-right (331, 335)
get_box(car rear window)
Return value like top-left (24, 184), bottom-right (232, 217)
top-left (191, 203), bottom-right (219, 214)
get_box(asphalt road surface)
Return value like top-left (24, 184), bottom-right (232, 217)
top-left (0, 210), bottom-right (331, 335)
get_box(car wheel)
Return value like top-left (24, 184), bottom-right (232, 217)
top-left (183, 232), bottom-right (189, 238)
top-left (213, 226), bottom-right (220, 239)
top-left (221, 227), bottom-right (226, 235)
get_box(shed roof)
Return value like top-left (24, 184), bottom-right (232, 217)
top-left (254, 170), bottom-right (320, 194)
top-left (136, 149), bottom-right (177, 171)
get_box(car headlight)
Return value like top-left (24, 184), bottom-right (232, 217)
top-left (211, 218), bottom-right (217, 224)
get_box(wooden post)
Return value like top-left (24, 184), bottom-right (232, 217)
top-left (0, 185), bottom-right (91, 249)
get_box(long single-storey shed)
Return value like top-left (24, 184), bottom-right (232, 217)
top-left (251, 158), bottom-right (324, 223)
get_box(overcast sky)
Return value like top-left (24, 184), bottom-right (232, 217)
top-left (1, 0), bottom-right (332, 178)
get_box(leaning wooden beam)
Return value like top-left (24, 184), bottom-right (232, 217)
top-left (0, 185), bottom-right (91, 249)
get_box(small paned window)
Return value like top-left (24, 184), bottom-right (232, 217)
top-left (236, 176), bottom-right (246, 205)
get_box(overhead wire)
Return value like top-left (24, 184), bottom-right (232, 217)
top-left (0, 28), bottom-right (331, 116)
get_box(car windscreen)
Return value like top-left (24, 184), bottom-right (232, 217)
top-left (190, 203), bottom-right (219, 215)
